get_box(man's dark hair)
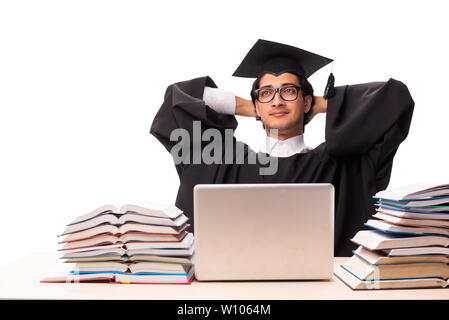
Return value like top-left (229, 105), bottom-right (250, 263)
top-left (250, 72), bottom-right (314, 132)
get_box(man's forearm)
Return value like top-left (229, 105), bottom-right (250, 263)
top-left (235, 96), bottom-right (257, 117)
top-left (314, 96), bottom-right (328, 114)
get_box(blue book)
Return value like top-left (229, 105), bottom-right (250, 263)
top-left (364, 219), bottom-right (449, 238)
top-left (374, 203), bottom-right (449, 215)
top-left (70, 270), bottom-right (190, 276)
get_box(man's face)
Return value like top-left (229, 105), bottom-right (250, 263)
top-left (255, 72), bottom-right (312, 138)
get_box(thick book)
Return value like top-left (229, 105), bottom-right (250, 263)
top-left (126, 246), bottom-right (194, 257)
top-left (63, 254), bottom-right (194, 264)
top-left (383, 246), bottom-right (449, 256)
top-left (59, 233), bottom-right (194, 253)
top-left (340, 255), bottom-right (449, 281)
top-left (61, 212), bottom-right (189, 235)
top-left (41, 267), bottom-right (195, 284)
top-left (43, 202), bottom-right (195, 285)
top-left (59, 231), bottom-right (188, 250)
top-left (59, 223), bottom-right (190, 241)
top-left (61, 227), bottom-right (188, 243)
top-left (335, 183), bottom-right (449, 290)
top-left (350, 230), bottom-right (449, 250)
top-left (71, 261), bottom-right (191, 274)
top-left (353, 246), bottom-right (449, 265)
top-left (69, 203), bottom-right (183, 225)
top-left (334, 263), bottom-right (449, 290)
top-left (60, 244), bottom-right (194, 259)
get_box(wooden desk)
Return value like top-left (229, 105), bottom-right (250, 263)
top-left (1, 252), bottom-right (448, 300)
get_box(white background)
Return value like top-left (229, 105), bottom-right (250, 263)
top-left (1, 0), bottom-right (448, 267)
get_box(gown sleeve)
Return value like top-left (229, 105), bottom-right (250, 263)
top-left (149, 76), bottom-right (239, 178)
top-left (202, 86), bottom-right (236, 115)
top-left (324, 78), bottom-right (415, 190)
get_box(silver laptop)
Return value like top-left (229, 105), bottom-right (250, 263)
top-left (193, 183), bottom-right (334, 281)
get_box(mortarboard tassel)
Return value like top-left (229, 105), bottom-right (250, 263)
top-left (323, 72), bottom-right (335, 100)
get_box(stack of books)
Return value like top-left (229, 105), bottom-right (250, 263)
top-left (335, 183), bottom-right (449, 289)
top-left (41, 203), bottom-right (195, 284)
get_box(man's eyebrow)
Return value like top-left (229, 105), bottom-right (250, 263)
top-left (259, 82), bottom-right (299, 89)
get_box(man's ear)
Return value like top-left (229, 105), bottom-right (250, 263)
top-left (304, 95), bottom-right (313, 113)
top-left (254, 102), bottom-right (261, 118)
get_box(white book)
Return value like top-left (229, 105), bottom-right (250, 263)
top-left (72, 261), bottom-right (190, 274)
top-left (383, 246), bottom-right (449, 256)
top-left (69, 203), bottom-right (183, 225)
top-left (373, 211), bottom-right (449, 228)
top-left (59, 243), bottom-right (124, 254)
top-left (354, 246), bottom-right (449, 264)
top-left (365, 218), bottom-right (449, 237)
top-left (60, 233), bottom-right (194, 253)
top-left (60, 243), bottom-right (195, 259)
top-left (125, 233), bottom-right (194, 250)
top-left (375, 207), bottom-right (449, 221)
top-left (375, 182), bottom-right (449, 201)
top-left (350, 229), bottom-right (449, 250)
top-left (129, 262), bottom-right (191, 274)
top-left (59, 222), bottom-right (189, 238)
top-left (73, 262), bottom-right (129, 273)
top-left (60, 230), bottom-right (187, 244)
top-left (127, 246), bottom-right (194, 257)
top-left (59, 232), bottom-right (187, 250)
top-left (63, 255), bottom-right (194, 265)
top-left (61, 213), bottom-right (189, 235)
top-left (61, 248), bottom-right (127, 259)
top-left (41, 273), bottom-right (117, 283)
top-left (41, 267), bottom-right (194, 284)
top-left (128, 255), bottom-right (194, 264)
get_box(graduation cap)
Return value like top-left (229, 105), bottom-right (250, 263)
top-left (232, 39), bottom-right (335, 99)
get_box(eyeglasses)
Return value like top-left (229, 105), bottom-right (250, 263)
top-left (254, 85), bottom-right (301, 103)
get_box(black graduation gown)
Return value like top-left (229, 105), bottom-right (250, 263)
top-left (150, 76), bottom-right (414, 256)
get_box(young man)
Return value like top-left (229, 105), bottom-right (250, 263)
top-left (150, 39), bottom-right (414, 256)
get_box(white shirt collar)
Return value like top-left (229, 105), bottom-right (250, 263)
top-left (259, 134), bottom-right (311, 157)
